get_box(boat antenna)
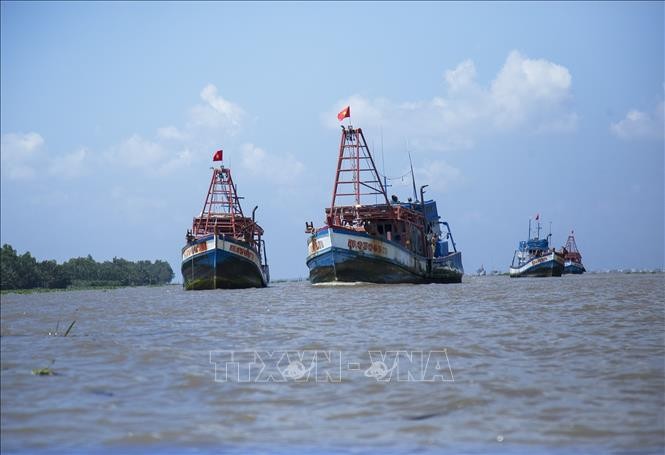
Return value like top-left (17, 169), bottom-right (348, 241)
top-left (408, 150), bottom-right (418, 203)
top-left (381, 126), bottom-right (387, 192)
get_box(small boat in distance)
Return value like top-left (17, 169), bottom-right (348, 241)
top-left (181, 151), bottom-right (269, 290)
top-left (562, 231), bottom-right (586, 274)
top-left (509, 216), bottom-right (564, 278)
top-left (305, 120), bottom-right (463, 284)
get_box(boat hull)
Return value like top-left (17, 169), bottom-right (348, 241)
top-left (509, 252), bottom-right (565, 278)
top-left (181, 235), bottom-right (268, 290)
top-left (563, 261), bottom-right (586, 274)
top-left (306, 227), bottom-right (463, 284)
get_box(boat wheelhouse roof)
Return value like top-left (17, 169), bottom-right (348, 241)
top-left (326, 203), bottom-right (425, 227)
top-left (394, 200), bottom-right (440, 223)
top-left (519, 238), bottom-right (549, 251)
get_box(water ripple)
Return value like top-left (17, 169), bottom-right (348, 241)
top-left (1, 273), bottom-right (663, 454)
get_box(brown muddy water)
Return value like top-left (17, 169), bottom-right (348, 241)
top-left (1, 273), bottom-right (664, 454)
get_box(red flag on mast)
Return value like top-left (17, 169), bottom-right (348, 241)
top-left (337, 106), bottom-right (350, 121)
top-left (213, 150), bottom-right (223, 161)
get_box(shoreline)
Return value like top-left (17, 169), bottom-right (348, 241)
top-left (1, 283), bottom-right (179, 296)
top-left (2, 271), bottom-right (661, 295)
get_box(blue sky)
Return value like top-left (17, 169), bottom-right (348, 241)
top-left (1, 1), bottom-right (663, 278)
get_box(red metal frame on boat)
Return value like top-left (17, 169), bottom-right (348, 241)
top-left (323, 125), bottom-right (430, 256)
top-left (330, 126), bottom-right (390, 209)
top-left (563, 231), bottom-right (582, 262)
top-left (191, 166), bottom-right (264, 250)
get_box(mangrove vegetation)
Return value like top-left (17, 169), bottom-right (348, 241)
top-left (0, 244), bottom-right (174, 291)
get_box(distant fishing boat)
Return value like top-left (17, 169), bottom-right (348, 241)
top-left (181, 150), bottom-right (269, 290)
top-left (305, 113), bottom-right (463, 284)
top-left (562, 231), bottom-right (586, 274)
top-left (476, 265), bottom-right (486, 276)
top-left (509, 215), bottom-right (564, 278)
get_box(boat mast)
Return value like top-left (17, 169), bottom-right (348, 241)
top-left (564, 230), bottom-right (582, 261)
top-left (381, 126), bottom-right (387, 192)
top-left (194, 165), bottom-right (244, 237)
top-left (408, 151), bottom-right (418, 203)
top-left (330, 125), bottom-right (390, 212)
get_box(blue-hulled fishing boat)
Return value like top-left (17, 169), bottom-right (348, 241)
top-left (305, 121), bottom-right (463, 284)
top-left (562, 231), bottom-right (586, 274)
top-left (181, 153), bottom-right (269, 290)
top-left (509, 216), bottom-right (564, 278)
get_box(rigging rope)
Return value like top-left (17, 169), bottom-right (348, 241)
top-left (378, 169), bottom-right (413, 181)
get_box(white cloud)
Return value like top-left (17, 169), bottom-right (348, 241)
top-left (48, 147), bottom-right (88, 178)
top-left (188, 84), bottom-right (245, 133)
top-left (324, 50), bottom-right (577, 151)
top-left (416, 160), bottom-right (463, 193)
top-left (444, 59), bottom-right (477, 92)
top-left (534, 112), bottom-right (579, 134)
top-left (108, 185), bottom-right (168, 220)
top-left (611, 101), bottom-right (664, 140)
top-left (157, 126), bottom-right (187, 141)
top-left (239, 143), bottom-right (305, 185)
top-left (102, 84), bottom-right (247, 176)
top-left (1, 132), bottom-right (44, 179)
top-left (1, 131), bottom-right (44, 154)
top-left (157, 148), bottom-right (193, 175)
top-left (2, 132), bottom-right (94, 180)
top-left (490, 50), bottom-right (573, 129)
top-left (6, 84), bottom-right (248, 182)
top-left (381, 159), bottom-right (462, 200)
top-left (108, 134), bottom-right (166, 168)
top-left (106, 134), bottom-right (194, 176)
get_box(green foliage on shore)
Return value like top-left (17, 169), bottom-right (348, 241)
top-left (0, 244), bottom-right (174, 291)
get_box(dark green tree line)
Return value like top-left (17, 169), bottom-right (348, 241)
top-left (1, 244), bottom-right (174, 290)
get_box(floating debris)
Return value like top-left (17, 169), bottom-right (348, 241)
top-left (31, 367), bottom-right (54, 376)
top-left (49, 319), bottom-right (76, 336)
top-left (63, 320), bottom-right (76, 337)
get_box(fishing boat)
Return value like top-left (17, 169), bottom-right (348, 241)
top-left (181, 151), bottom-right (269, 290)
top-left (305, 120), bottom-right (463, 284)
top-left (509, 216), bottom-right (564, 278)
top-left (562, 231), bottom-right (586, 274)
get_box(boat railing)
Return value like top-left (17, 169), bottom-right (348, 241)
top-left (260, 239), bottom-right (269, 268)
top-left (325, 203), bottom-right (425, 224)
top-left (511, 250), bottom-right (519, 268)
top-left (439, 221), bottom-right (458, 253)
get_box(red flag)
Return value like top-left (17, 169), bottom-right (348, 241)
top-left (337, 106), bottom-right (350, 121)
top-left (213, 150), bottom-right (223, 161)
